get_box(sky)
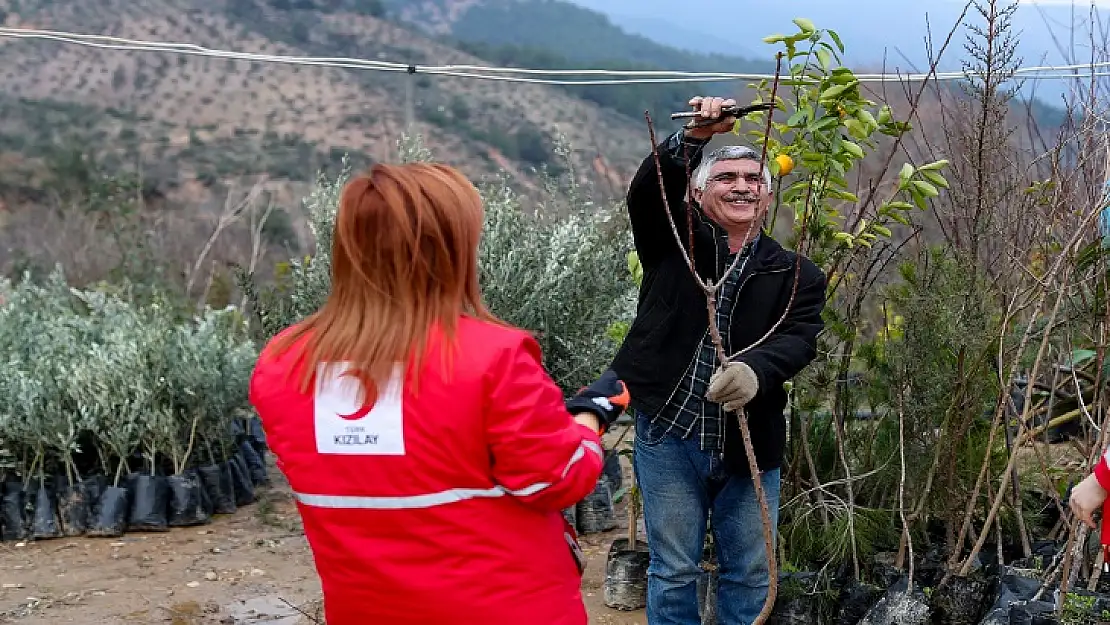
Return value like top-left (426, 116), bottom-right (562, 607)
top-left (567, 0), bottom-right (1110, 103)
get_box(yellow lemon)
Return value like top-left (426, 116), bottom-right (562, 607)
top-left (775, 154), bottom-right (795, 176)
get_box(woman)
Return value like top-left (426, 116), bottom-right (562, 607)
top-left (248, 162), bottom-right (629, 625)
top-left (1071, 447), bottom-right (1110, 530)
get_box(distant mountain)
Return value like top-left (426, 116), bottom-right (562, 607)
top-left (384, 0), bottom-right (770, 73)
top-left (605, 14), bottom-right (760, 58)
top-left (383, 0), bottom-right (778, 134)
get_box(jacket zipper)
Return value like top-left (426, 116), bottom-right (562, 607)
top-left (726, 266), bottom-right (790, 353)
top-left (719, 265), bottom-right (790, 455)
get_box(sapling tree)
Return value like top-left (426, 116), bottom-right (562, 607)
top-left (640, 17), bottom-right (958, 617)
top-left (69, 289), bottom-right (159, 486)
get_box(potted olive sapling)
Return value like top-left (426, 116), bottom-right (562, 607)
top-left (13, 306), bottom-right (87, 541)
top-left (75, 334), bottom-right (148, 537)
top-left (216, 309), bottom-right (265, 497)
top-left (191, 308), bottom-right (259, 514)
top-left (161, 322), bottom-right (212, 527)
top-left (605, 441), bottom-right (650, 611)
top-left (1, 369), bottom-right (39, 541)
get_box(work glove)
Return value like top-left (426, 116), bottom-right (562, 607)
top-left (565, 369), bottom-right (631, 434)
top-left (706, 361), bottom-right (759, 413)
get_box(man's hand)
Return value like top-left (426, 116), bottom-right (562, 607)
top-left (1070, 472), bottom-right (1109, 530)
top-left (706, 361), bottom-right (759, 412)
top-left (684, 96), bottom-right (738, 141)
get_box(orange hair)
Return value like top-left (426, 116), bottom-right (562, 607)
top-left (269, 162), bottom-right (501, 400)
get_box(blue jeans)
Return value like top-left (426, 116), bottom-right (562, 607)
top-left (632, 411), bottom-right (781, 625)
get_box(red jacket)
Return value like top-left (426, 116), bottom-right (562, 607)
top-left (248, 316), bottom-right (604, 625)
top-left (1095, 446), bottom-right (1110, 491)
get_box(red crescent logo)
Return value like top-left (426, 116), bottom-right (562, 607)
top-left (336, 370), bottom-right (377, 421)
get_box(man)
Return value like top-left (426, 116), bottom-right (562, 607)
top-left (610, 95), bottom-right (827, 624)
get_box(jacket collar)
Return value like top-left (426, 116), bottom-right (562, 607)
top-left (708, 222), bottom-right (794, 276)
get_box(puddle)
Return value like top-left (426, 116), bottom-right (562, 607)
top-left (221, 595), bottom-right (303, 624)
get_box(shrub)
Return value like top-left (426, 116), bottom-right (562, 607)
top-left (0, 269), bottom-right (257, 491)
top-left (239, 135), bottom-right (636, 392)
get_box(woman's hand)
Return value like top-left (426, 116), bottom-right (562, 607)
top-left (1070, 472), bottom-right (1109, 530)
top-left (573, 413), bottom-right (601, 434)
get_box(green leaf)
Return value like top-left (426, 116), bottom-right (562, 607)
top-left (918, 159), bottom-right (950, 171)
top-left (877, 105), bottom-right (893, 125)
top-left (793, 17), bottom-right (817, 33)
top-left (816, 48), bottom-right (832, 70)
top-left (843, 118), bottom-right (866, 139)
top-left (1072, 349), bottom-right (1098, 366)
top-left (763, 34), bottom-right (788, 44)
top-left (898, 163), bottom-right (914, 185)
top-left (828, 188), bottom-right (860, 202)
top-left (912, 180), bottom-right (940, 197)
top-left (829, 68), bottom-right (857, 84)
top-left (856, 109), bottom-right (877, 130)
top-left (911, 190), bottom-right (928, 210)
top-left (884, 201), bottom-right (915, 211)
top-left (819, 82), bottom-right (854, 100)
top-left (828, 29), bottom-right (845, 53)
top-left (805, 116), bottom-right (839, 134)
top-left (888, 210), bottom-right (911, 226)
top-left (872, 224), bottom-right (892, 237)
top-left (841, 140), bottom-right (865, 159)
top-left (920, 170), bottom-right (949, 189)
top-left (786, 109), bottom-right (809, 127)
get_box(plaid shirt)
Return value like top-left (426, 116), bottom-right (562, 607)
top-left (652, 235), bottom-right (758, 453)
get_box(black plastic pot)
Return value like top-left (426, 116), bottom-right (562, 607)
top-left (769, 572), bottom-right (822, 624)
top-left (930, 574), bottom-right (995, 625)
top-left (31, 478), bottom-right (62, 540)
top-left (127, 473), bottom-right (170, 531)
top-left (603, 538), bottom-right (649, 611)
top-left (857, 578), bottom-right (930, 625)
top-left (87, 485), bottom-right (130, 537)
top-left (228, 455), bottom-right (255, 507)
top-left (1008, 600), bottom-right (1059, 625)
top-left (198, 463), bottom-right (236, 515)
top-left (834, 581), bottom-right (883, 625)
top-left (239, 440), bottom-right (269, 486)
top-left (55, 475), bottom-right (90, 537)
top-left (167, 470), bottom-right (209, 527)
top-left (576, 477), bottom-right (617, 534)
top-left (248, 417), bottom-right (268, 457)
top-left (1, 480), bottom-right (28, 541)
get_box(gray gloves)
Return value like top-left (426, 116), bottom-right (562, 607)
top-left (706, 361), bottom-right (759, 412)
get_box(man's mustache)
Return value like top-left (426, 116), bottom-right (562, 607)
top-left (723, 193), bottom-right (758, 202)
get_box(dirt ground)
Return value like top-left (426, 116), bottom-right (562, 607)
top-left (0, 452), bottom-right (646, 625)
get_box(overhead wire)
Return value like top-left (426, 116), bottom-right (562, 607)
top-left (4, 26), bottom-right (1110, 85)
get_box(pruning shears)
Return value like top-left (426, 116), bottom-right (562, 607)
top-left (670, 102), bottom-right (775, 128)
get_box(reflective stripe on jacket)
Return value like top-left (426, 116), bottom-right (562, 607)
top-left (248, 317), bottom-right (604, 625)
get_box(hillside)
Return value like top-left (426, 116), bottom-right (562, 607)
top-left (386, 0), bottom-right (772, 121)
top-left (0, 0), bottom-right (655, 206)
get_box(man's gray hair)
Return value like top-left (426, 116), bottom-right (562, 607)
top-left (692, 145), bottom-right (772, 191)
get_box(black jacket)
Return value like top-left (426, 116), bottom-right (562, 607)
top-left (610, 131), bottom-right (827, 476)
